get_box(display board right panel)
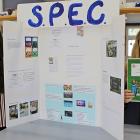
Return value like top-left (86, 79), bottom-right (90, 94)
top-left (101, 16), bottom-right (125, 140)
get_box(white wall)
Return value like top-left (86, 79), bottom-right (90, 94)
top-left (127, 0), bottom-right (140, 2)
top-left (125, 0), bottom-right (140, 23)
top-left (0, 0), bottom-right (3, 11)
top-left (126, 15), bottom-right (140, 23)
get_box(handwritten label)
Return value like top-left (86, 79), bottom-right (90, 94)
top-left (17, 0), bottom-right (118, 28)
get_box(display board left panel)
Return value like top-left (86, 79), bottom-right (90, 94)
top-left (3, 21), bottom-right (40, 127)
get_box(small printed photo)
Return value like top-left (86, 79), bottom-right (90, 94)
top-left (25, 36), bottom-right (38, 58)
top-left (9, 104), bottom-right (18, 120)
top-left (30, 100), bottom-right (38, 114)
top-left (25, 51), bottom-right (32, 58)
top-left (32, 48), bottom-right (38, 52)
top-left (64, 100), bottom-right (73, 107)
top-left (20, 102), bottom-right (29, 117)
top-left (48, 57), bottom-right (54, 64)
top-left (25, 37), bottom-right (32, 47)
top-left (76, 100), bottom-right (86, 107)
top-left (64, 92), bottom-right (73, 98)
top-left (32, 51), bottom-right (38, 57)
top-left (106, 40), bottom-right (117, 57)
top-left (77, 26), bottom-right (84, 37)
top-left (32, 47), bottom-right (38, 57)
top-left (110, 76), bottom-right (121, 94)
top-left (65, 111), bottom-right (72, 117)
top-left (88, 102), bottom-right (93, 108)
top-left (25, 47), bottom-right (32, 52)
top-left (63, 85), bottom-right (72, 91)
top-left (32, 37), bottom-right (38, 48)
top-left (25, 37), bottom-right (32, 41)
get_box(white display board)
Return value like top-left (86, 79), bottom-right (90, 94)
top-left (3, 1), bottom-right (125, 140)
top-left (0, 0), bottom-right (3, 12)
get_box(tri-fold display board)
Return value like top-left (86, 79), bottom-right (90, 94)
top-left (3, 0), bottom-right (125, 140)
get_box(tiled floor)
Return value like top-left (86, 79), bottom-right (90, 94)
top-left (124, 124), bottom-right (140, 140)
top-left (1, 120), bottom-right (140, 140)
top-left (0, 120), bottom-right (116, 140)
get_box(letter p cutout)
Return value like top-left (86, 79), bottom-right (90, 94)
top-left (49, 3), bottom-right (64, 26)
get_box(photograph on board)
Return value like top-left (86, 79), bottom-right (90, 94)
top-left (106, 40), bottom-right (117, 57)
top-left (9, 104), bottom-right (18, 120)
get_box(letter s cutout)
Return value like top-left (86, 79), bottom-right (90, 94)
top-left (28, 5), bottom-right (43, 28)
